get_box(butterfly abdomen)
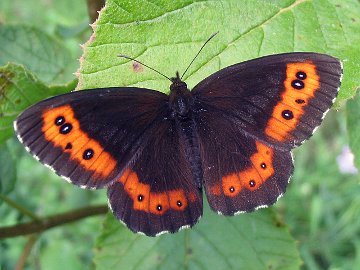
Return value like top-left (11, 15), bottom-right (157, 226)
top-left (168, 75), bottom-right (204, 189)
top-left (177, 117), bottom-right (203, 189)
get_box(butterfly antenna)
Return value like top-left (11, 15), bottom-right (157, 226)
top-left (180, 32), bottom-right (219, 80)
top-left (118, 54), bottom-right (172, 81)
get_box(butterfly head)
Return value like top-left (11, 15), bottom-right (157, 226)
top-left (170, 71), bottom-right (188, 92)
top-left (169, 72), bottom-right (193, 117)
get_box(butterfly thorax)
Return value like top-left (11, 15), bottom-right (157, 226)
top-left (169, 73), bottom-right (193, 118)
top-left (168, 73), bottom-right (203, 188)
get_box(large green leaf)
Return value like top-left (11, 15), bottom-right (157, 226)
top-left (78, 0), bottom-right (360, 268)
top-left (78, 0), bottom-right (360, 108)
top-left (0, 25), bottom-right (77, 84)
top-left (95, 208), bottom-right (301, 269)
top-left (0, 63), bottom-right (76, 144)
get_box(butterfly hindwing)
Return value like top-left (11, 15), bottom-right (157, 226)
top-left (193, 52), bottom-right (342, 148)
top-left (107, 117), bottom-right (203, 236)
top-left (15, 87), bottom-right (168, 189)
top-left (193, 108), bottom-right (293, 215)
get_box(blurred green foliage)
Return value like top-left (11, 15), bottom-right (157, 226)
top-left (0, 1), bottom-right (104, 269)
top-left (0, 0), bottom-right (359, 269)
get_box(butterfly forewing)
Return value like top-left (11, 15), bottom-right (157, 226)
top-left (15, 87), bottom-right (168, 189)
top-left (192, 52), bottom-right (342, 148)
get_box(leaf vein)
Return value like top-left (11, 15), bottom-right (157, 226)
top-left (194, 230), bottom-right (233, 269)
top-left (227, 218), bottom-right (267, 266)
top-left (185, 0), bottom-right (307, 80)
top-left (132, 238), bottom-right (162, 270)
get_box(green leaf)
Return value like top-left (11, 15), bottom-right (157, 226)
top-left (78, 0), bottom-right (360, 108)
top-left (333, 45), bottom-right (360, 106)
top-left (0, 63), bottom-right (76, 144)
top-left (80, 0), bottom-right (359, 267)
top-left (0, 25), bottom-right (77, 84)
top-left (95, 208), bottom-right (301, 269)
top-left (346, 90), bottom-right (360, 172)
top-left (0, 0), bottom-right (88, 30)
top-left (0, 143), bottom-right (16, 197)
top-left (40, 241), bottom-right (84, 270)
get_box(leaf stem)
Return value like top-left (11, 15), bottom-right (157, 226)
top-left (15, 234), bottom-right (39, 270)
top-left (0, 194), bottom-right (40, 221)
top-left (0, 204), bottom-right (108, 238)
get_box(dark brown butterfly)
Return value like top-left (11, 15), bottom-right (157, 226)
top-left (14, 47), bottom-right (342, 236)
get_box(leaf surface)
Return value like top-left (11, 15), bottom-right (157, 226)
top-left (77, 0), bottom-right (360, 268)
top-left (346, 90), bottom-right (360, 173)
top-left (95, 208), bottom-right (301, 270)
top-left (0, 63), bottom-right (76, 143)
top-left (78, 0), bottom-right (360, 108)
top-left (0, 25), bottom-right (76, 84)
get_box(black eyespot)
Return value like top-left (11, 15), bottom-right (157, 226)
top-left (296, 71), bottom-right (307, 80)
top-left (177, 200), bottom-right (182, 207)
top-left (83, 148), bottom-right (94, 160)
top-left (249, 180), bottom-right (256, 187)
top-left (291, 80), bottom-right (304, 89)
top-left (229, 186), bottom-right (235, 193)
top-left (295, 99), bottom-right (305, 104)
top-left (55, 116), bottom-right (65, 126)
top-left (65, 143), bottom-right (72, 150)
top-left (157, 205), bottom-right (162, 211)
top-left (261, 163), bottom-right (266, 169)
top-left (137, 195), bottom-right (144, 202)
top-left (282, 110), bottom-right (294, 120)
top-left (59, 123), bottom-right (72, 134)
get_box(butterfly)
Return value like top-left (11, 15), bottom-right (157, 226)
top-left (14, 49), bottom-right (342, 236)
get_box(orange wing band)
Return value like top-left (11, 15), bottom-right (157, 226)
top-left (41, 105), bottom-right (117, 179)
top-left (118, 168), bottom-right (190, 215)
top-left (265, 62), bottom-right (320, 141)
top-left (210, 141), bottom-right (274, 197)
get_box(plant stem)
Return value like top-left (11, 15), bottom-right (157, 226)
top-left (15, 234), bottom-right (39, 270)
top-left (0, 204), bottom-right (108, 238)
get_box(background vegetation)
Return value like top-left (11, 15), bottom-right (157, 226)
top-left (0, 0), bottom-right (359, 269)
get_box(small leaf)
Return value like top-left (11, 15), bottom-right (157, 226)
top-left (95, 208), bottom-right (301, 269)
top-left (0, 25), bottom-right (77, 84)
top-left (346, 90), bottom-right (360, 173)
top-left (0, 63), bottom-right (76, 144)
